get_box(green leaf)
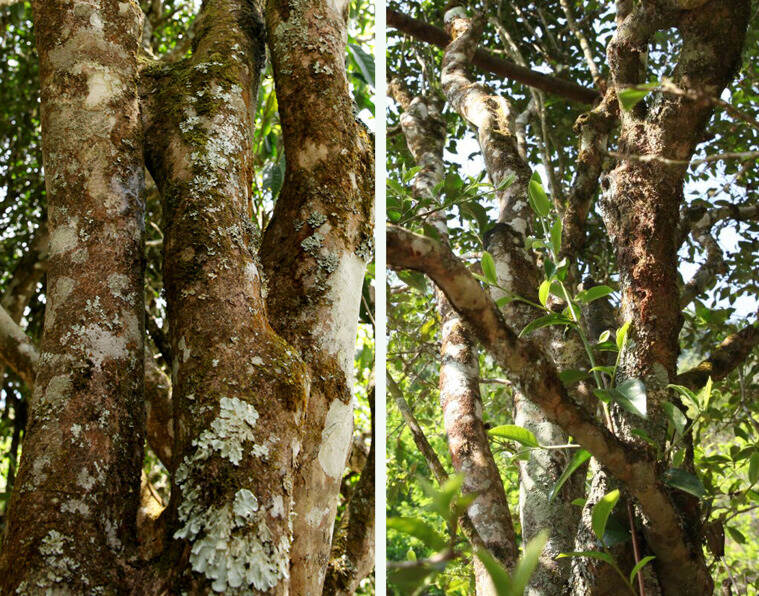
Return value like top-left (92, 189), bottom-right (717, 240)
top-left (698, 377), bottom-right (713, 411)
top-left (481, 251), bottom-right (498, 285)
top-left (437, 474), bottom-right (464, 516)
top-left (347, 43), bottom-right (375, 87)
top-left (618, 84), bottom-right (655, 110)
top-left (598, 330), bottom-right (611, 343)
top-left (668, 384), bottom-right (701, 411)
top-left (549, 449), bottom-right (591, 502)
top-left (575, 285), bottom-right (614, 304)
top-left (496, 295), bottom-right (516, 307)
top-left (475, 548), bottom-right (513, 595)
top-left (528, 171), bottom-right (552, 217)
top-left (629, 555), bottom-right (656, 585)
top-left (726, 526), bottom-right (746, 544)
top-left (559, 369), bottom-right (589, 385)
top-left (550, 218), bottom-right (562, 257)
top-left (452, 492), bottom-right (478, 517)
top-left (749, 452), bottom-right (759, 485)
top-left (616, 321), bottom-right (631, 351)
top-left (397, 270), bottom-right (428, 294)
top-left (592, 489), bottom-right (620, 541)
top-left (387, 517), bottom-right (448, 552)
top-left (520, 313), bottom-right (572, 337)
top-left (406, 548), bottom-right (417, 561)
top-left (663, 402), bottom-right (688, 437)
top-left (488, 424), bottom-right (539, 447)
top-left (511, 531), bottom-right (549, 595)
top-left (539, 280), bottom-right (551, 306)
top-left (389, 564), bottom-right (438, 590)
top-left (663, 468), bottom-right (706, 498)
top-left (616, 378), bottom-right (647, 419)
top-left (496, 174), bottom-right (516, 190)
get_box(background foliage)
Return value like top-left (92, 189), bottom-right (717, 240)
top-left (387, 1), bottom-right (759, 593)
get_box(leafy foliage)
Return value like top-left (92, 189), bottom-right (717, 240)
top-left (388, 0), bottom-right (759, 591)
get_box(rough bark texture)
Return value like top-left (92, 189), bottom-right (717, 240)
top-left (261, 0), bottom-right (374, 591)
top-left (441, 11), bottom-right (583, 592)
top-left (0, 0), bottom-right (147, 591)
top-left (392, 80), bottom-right (518, 591)
top-left (141, 0), bottom-right (312, 592)
top-left (600, 1), bottom-right (750, 592)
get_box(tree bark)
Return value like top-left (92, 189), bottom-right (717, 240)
top-left (391, 80), bottom-right (518, 591)
top-left (0, 0), bottom-right (147, 591)
top-left (261, 0), bottom-right (374, 590)
top-left (440, 11), bottom-right (583, 592)
top-left (601, 2), bottom-right (750, 592)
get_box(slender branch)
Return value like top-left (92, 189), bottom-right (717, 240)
top-left (676, 324), bottom-right (759, 390)
top-left (680, 230), bottom-right (727, 308)
top-left (678, 202), bottom-right (759, 245)
top-left (0, 306), bottom-right (38, 388)
top-left (387, 224), bottom-right (714, 585)
top-left (387, 8), bottom-right (599, 105)
top-left (558, 0), bottom-right (603, 89)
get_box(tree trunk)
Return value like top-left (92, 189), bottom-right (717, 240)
top-left (0, 0), bottom-right (147, 591)
top-left (392, 82), bottom-right (518, 592)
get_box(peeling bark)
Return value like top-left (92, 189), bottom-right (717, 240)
top-left (441, 12), bottom-right (583, 592)
top-left (323, 387), bottom-right (375, 596)
top-left (261, 0), bottom-right (374, 590)
top-left (0, 0), bottom-right (147, 590)
top-left (392, 79), bottom-right (518, 590)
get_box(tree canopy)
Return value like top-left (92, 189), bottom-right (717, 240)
top-left (386, 1), bottom-right (759, 594)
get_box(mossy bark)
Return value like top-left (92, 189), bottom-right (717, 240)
top-left (261, 0), bottom-right (374, 592)
top-left (0, 0), bottom-right (147, 591)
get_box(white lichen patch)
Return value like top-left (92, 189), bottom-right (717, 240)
top-left (79, 324), bottom-right (129, 368)
top-left (84, 69), bottom-right (123, 108)
top-left (175, 488), bottom-right (290, 593)
top-left (61, 498), bottom-right (90, 516)
top-left (77, 468), bottom-right (96, 491)
top-left (32, 454), bottom-right (51, 485)
top-left (244, 262), bottom-right (259, 286)
top-left (270, 495), bottom-right (285, 519)
top-left (178, 336), bottom-right (191, 363)
top-left (40, 530), bottom-right (67, 556)
top-left (54, 277), bottom-right (76, 305)
top-left (305, 506), bottom-right (330, 528)
top-left (49, 221), bottom-right (79, 256)
top-left (44, 375), bottom-right (73, 408)
top-left (107, 273), bottom-right (132, 303)
top-left (326, 0), bottom-right (350, 18)
top-left (317, 398), bottom-right (353, 479)
top-left (36, 530), bottom-right (78, 587)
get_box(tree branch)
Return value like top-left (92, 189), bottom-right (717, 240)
top-left (387, 8), bottom-right (599, 105)
top-left (676, 324), bottom-right (759, 390)
top-left (680, 229), bottom-right (727, 308)
top-left (0, 306), bottom-right (38, 388)
top-left (387, 224), bottom-right (714, 590)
